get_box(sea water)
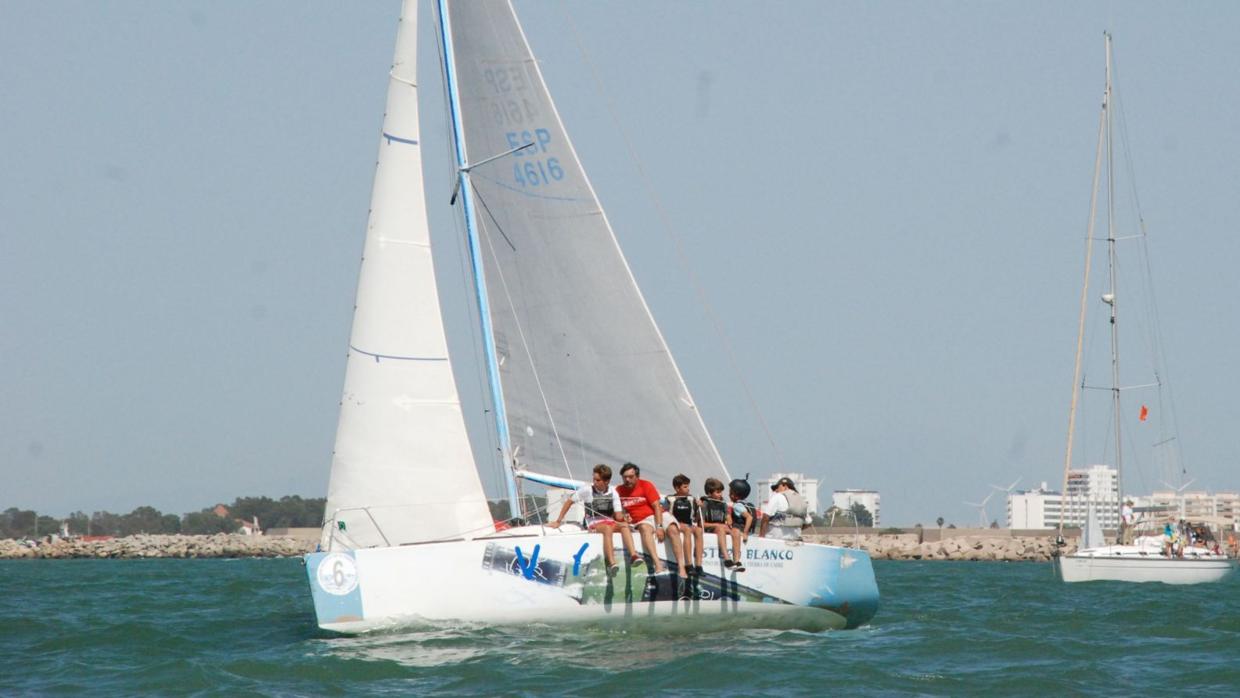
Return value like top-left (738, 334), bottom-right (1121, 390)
top-left (2, 557), bottom-right (1236, 695)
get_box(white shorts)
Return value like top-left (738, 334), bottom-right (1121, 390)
top-left (631, 514), bottom-right (657, 529)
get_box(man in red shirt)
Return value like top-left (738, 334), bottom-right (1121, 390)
top-left (615, 462), bottom-right (667, 574)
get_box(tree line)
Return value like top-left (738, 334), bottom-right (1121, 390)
top-left (820, 503), bottom-right (875, 528)
top-left (0, 495), bottom-right (326, 539)
top-left (4, 497), bottom-right (880, 539)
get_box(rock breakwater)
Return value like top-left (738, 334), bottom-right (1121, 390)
top-left (0, 534), bottom-right (316, 559)
top-left (804, 532), bottom-right (1074, 561)
top-left (1, 531), bottom-right (1073, 561)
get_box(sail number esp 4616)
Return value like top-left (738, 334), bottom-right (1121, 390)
top-left (507, 129), bottom-right (564, 187)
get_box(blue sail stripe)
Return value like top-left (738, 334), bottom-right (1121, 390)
top-left (382, 132), bottom-right (419, 146)
top-left (350, 345), bottom-right (446, 363)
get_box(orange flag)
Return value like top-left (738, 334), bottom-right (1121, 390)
top-left (1139, 405), bottom-right (1149, 422)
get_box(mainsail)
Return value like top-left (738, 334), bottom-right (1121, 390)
top-left (323, 3), bottom-right (492, 548)
top-left (443, 0), bottom-right (729, 491)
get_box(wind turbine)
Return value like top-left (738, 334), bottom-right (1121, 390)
top-left (991, 476), bottom-right (1022, 496)
top-left (1160, 478), bottom-right (1196, 493)
top-left (987, 477), bottom-right (1022, 528)
top-left (963, 491), bottom-right (994, 528)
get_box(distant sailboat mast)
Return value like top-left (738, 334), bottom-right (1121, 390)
top-left (1103, 31), bottom-right (1124, 502)
top-left (435, 0), bottom-right (523, 517)
top-left (1059, 36), bottom-right (1108, 537)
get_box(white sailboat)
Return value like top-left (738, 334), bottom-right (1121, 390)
top-left (303, 0), bottom-right (880, 632)
top-left (1054, 33), bottom-right (1234, 585)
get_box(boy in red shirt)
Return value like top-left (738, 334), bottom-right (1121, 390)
top-left (615, 462), bottom-right (667, 574)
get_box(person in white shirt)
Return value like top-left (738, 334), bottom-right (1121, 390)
top-left (761, 477), bottom-right (808, 541)
top-left (1119, 500), bottom-right (1135, 544)
top-left (548, 463), bottom-right (635, 575)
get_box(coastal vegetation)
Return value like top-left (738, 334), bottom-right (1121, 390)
top-left (821, 503), bottom-right (875, 528)
top-left (0, 496), bottom-right (326, 539)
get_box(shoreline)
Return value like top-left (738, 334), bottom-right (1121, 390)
top-left (1, 531), bottom-right (1073, 561)
top-left (0, 534), bottom-right (316, 559)
top-left (803, 533), bottom-right (1071, 562)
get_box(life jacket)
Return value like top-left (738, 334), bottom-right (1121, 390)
top-left (584, 489), bottom-right (616, 519)
top-left (664, 495), bottom-right (698, 525)
top-left (740, 500), bottom-right (761, 533)
top-left (701, 497), bottom-right (728, 525)
top-left (773, 491), bottom-right (807, 528)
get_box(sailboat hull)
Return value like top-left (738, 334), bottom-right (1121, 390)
top-left (305, 529), bottom-right (878, 633)
top-left (1056, 547), bottom-right (1235, 585)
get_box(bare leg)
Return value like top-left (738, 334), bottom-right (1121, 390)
top-left (637, 523), bottom-right (665, 573)
top-left (616, 522), bottom-right (638, 560)
top-left (705, 523), bottom-right (728, 566)
top-left (669, 525), bottom-right (688, 577)
top-left (597, 523), bottom-right (616, 567)
top-left (730, 527), bottom-right (742, 564)
top-left (692, 526), bottom-right (704, 568)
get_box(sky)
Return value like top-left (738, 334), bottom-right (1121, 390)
top-left (3, 1), bottom-right (1239, 527)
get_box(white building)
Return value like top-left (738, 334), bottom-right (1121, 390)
top-left (1008, 468), bottom-right (1237, 532)
top-left (1129, 490), bottom-right (1240, 531)
top-left (1006, 466), bottom-right (1118, 529)
top-left (1006, 482), bottom-right (1062, 529)
top-left (756, 473), bottom-right (820, 514)
top-left (1063, 464), bottom-right (1120, 530)
top-left (831, 489), bottom-right (880, 527)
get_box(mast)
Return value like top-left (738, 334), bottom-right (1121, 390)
top-left (1104, 32), bottom-right (1124, 506)
top-left (435, 0), bottom-right (522, 518)
top-left (1059, 36), bottom-right (1108, 537)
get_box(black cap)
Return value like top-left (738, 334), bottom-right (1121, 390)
top-left (771, 477), bottom-right (797, 492)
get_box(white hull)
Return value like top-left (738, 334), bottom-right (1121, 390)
top-left (306, 527), bottom-right (879, 633)
top-left (1057, 544), bottom-right (1235, 585)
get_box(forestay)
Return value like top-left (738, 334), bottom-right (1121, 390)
top-left (443, 0), bottom-right (729, 490)
top-left (323, 3), bottom-right (492, 549)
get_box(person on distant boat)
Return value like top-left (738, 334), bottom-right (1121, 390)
top-left (661, 473), bottom-right (703, 579)
top-left (1118, 499), bottom-right (1135, 545)
top-left (548, 463), bottom-right (636, 576)
top-left (760, 477), bottom-right (808, 541)
top-left (616, 462), bottom-right (668, 574)
top-left (701, 477), bottom-right (743, 571)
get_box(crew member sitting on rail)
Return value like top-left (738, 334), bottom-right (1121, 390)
top-left (548, 463), bottom-right (636, 576)
top-left (662, 473), bottom-right (703, 578)
top-left (701, 477), bottom-right (744, 572)
top-left (616, 462), bottom-right (669, 574)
